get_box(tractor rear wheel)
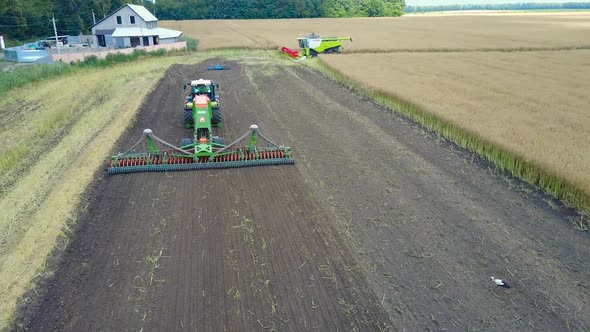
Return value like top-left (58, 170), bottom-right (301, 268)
top-left (179, 138), bottom-right (192, 148)
top-left (212, 136), bottom-right (225, 146)
top-left (212, 108), bottom-right (222, 126)
top-left (183, 108), bottom-right (194, 128)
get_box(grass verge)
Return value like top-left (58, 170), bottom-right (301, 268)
top-left (179, 35), bottom-right (199, 51)
top-left (304, 57), bottom-right (590, 216)
top-left (0, 62), bottom-right (75, 95)
top-left (0, 49), bottom-right (182, 97)
top-left (0, 58), bottom-right (175, 329)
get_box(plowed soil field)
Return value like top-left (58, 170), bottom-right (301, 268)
top-left (16, 59), bottom-right (590, 331)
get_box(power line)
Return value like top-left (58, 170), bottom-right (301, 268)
top-left (0, 17), bottom-right (96, 30)
top-left (3, 28), bottom-right (56, 41)
top-left (0, 21), bottom-right (52, 28)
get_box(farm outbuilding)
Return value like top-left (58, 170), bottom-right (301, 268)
top-left (91, 4), bottom-right (182, 48)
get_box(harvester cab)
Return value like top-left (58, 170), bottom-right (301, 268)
top-left (297, 33), bottom-right (352, 57)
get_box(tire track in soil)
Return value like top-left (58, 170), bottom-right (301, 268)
top-left (19, 60), bottom-right (391, 331)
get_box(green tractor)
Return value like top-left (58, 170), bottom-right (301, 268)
top-left (183, 79), bottom-right (221, 128)
top-left (297, 33), bottom-right (352, 57)
top-left (108, 94), bottom-right (294, 175)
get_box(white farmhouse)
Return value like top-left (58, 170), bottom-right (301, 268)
top-left (91, 4), bottom-right (182, 48)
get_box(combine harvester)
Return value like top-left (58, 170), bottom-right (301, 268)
top-left (108, 85), bottom-right (293, 175)
top-left (298, 33), bottom-right (352, 57)
top-left (282, 33), bottom-right (352, 59)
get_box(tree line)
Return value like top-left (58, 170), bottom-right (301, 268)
top-left (405, 2), bottom-right (590, 13)
top-left (0, 0), bottom-right (404, 40)
top-left (151, 0), bottom-right (404, 19)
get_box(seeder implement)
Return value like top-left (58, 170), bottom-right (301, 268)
top-left (108, 125), bottom-right (293, 175)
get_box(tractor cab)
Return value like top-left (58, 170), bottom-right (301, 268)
top-left (193, 83), bottom-right (211, 95)
top-left (185, 79), bottom-right (218, 101)
top-left (184, 79), bottom-right (221, 117)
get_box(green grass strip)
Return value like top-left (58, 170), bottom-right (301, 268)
top-left (0, 62), bottom-right (75, 95)
top-left (0, 47), bottom-right (196, 97)
top-left (306, 58), bottom-right (590, 216)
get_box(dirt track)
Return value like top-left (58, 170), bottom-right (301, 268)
top-left (17, 59), bottom-right (590, 331)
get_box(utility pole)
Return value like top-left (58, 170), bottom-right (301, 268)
top-left (92, 10), bottom-right (96, 25)
top-left (52, 14), bottom-right (61, 54)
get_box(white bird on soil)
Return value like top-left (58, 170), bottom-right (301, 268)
top-left (491, 276), bottom-right (511, 288)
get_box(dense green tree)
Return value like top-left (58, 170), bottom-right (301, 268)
top-left (294, 0), bottom-right (322, 18)
top-left (321, 0), bottom-right (352, 17)
top-left (0, 0), bottom-right (29, 38)
top-left (363, 0), bottom-right (386, 17)
top-left (384, 0), bottom-right (403, 16)
top-left (405, 2), bottom-right (590, 13)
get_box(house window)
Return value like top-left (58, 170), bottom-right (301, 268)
top-left (130, 16), bottom-right (135, 24)
top-left (116, 16), bottom-right (122, 24)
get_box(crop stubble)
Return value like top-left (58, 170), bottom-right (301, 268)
top-left (320, 50), bottom-right (590, 198)
top-left (162, 13), bottom-right (590, 51)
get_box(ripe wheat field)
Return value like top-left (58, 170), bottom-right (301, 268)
top-left (162, 12), bottom-right (590, 51)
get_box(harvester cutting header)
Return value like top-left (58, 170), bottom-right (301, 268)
top-left (107, 77), bottom-right (294, 175)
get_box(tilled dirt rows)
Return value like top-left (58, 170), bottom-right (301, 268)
top-left (19, 59), bottom-right (590, 331)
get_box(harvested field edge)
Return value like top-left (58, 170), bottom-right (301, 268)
top-left (346, 44), bottom-right (590, 54)
top-left (200, 46), bottom-right (279, 52)
top-left (308, 58), bottom-right (590, 218)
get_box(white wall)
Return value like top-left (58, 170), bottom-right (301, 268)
top-left (114, 37), bottom-right (129, 48)
top-left (159, 38), bottom-right (178, 45)
top-left (52, 42), bottom-right (187, 63)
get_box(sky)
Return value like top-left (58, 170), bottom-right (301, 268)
top-left (406, 0), bottom-right (589, 5)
